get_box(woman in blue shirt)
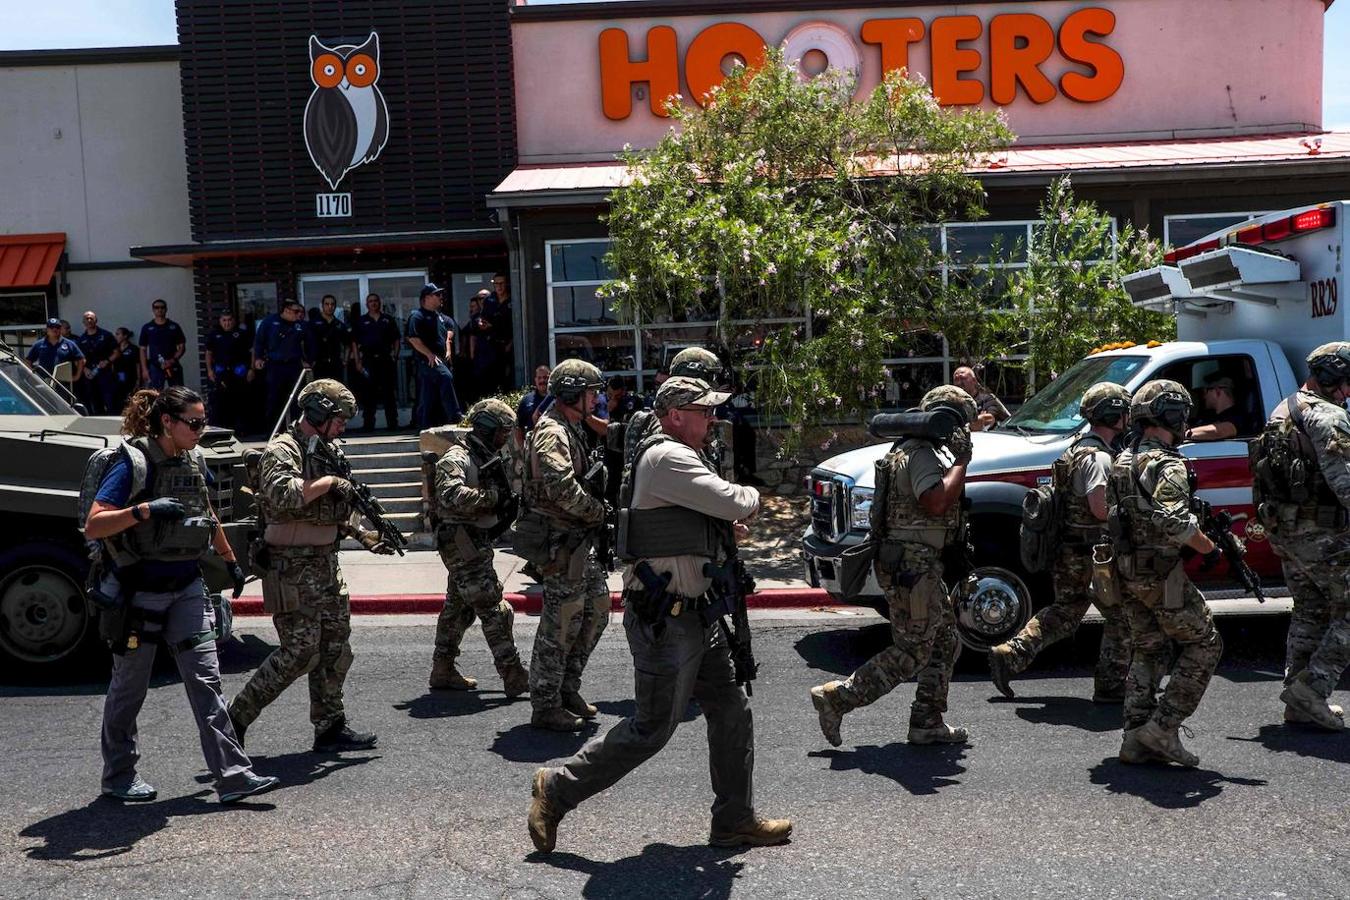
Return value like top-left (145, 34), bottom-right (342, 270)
top-left (84, 386), bottom-right (279, 805)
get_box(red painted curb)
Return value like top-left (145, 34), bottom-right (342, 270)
top-left (230, 587), bottom-right (838, 617)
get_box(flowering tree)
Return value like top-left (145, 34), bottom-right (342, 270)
top-left (600, 52), bottom-right (1012, 437)
top-left (1006, 176), bottom-right (1173, 385)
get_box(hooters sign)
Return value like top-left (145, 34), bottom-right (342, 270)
top-left (599, 8), bottom-right (1123, 120)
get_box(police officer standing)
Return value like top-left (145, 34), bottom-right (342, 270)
top-left (989, 383), bottom-right (1132, 702)
top-left (518, 359), bottom-right (610, 731)
top-left (1252, 343), bottom-right (1350, 730)
top-left (352, 293), bottom-right (402, 432)
top-left (227, 380), bottom-right (392, 752)
top-left (428, 398), bottom-right (530, 696)
top-left (406, 284), bottom-right (461, 428)
top-left (312, 294), bottom-right (350, 382)
top-left (1108, 380), bottom-right (1223, 766)
top-left (84, 385), bottom-right (277, 803)
top-left (74, 311), bottom-right (118, 415)
top-left (204, 310), bottom-right (253, 431)
top-left (809, 386), bottom-right (977, 749)
top-left (253, 300), bottom-right (313, 428)
top-left (26, 317), bottom-right (83, 383)
top-left (138, 299), bottom-right (187, 390)
top-left (527, 376), bottom-right (791, 853)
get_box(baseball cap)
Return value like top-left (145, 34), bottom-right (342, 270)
top-left (45, 317), bottom-right (61, 328)
top-left (419, 283), bottom-right (445, 299)
top-left (1203, 373), bottom-right (1234, 391)
top-left (654, 376), bottom-right (731, 413)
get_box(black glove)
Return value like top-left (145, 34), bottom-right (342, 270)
top-left (227, 561), bottom-right (247, 599)
top-left (146, 498), bottom-right (187, 522)
top-left (1199, 547), bottom-right (1223, 571)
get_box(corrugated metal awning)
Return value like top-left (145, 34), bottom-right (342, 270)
top-left (0, 233), bottom-right (65, 289)
top-left (489, 131), bottom-right (1350, 206)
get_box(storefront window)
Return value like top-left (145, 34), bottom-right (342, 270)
top-left (1163, 212), bottom-right (1268, 248)
top-left (235, 282), bottom-right (278, 326)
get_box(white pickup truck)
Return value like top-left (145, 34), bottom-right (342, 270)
top-left (802, 201), bottom-right (1345, 649)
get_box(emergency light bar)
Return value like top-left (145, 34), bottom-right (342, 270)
top-left (1164, 206), bottom-right (1337, 264)
top-left (1178, 246), bottom-right (1303, 304)
top-left (1122, 265), bottom-right (1198, 306)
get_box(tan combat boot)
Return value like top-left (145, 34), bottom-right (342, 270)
top-left (527, 768), bottom-right (563, 853)
top-left (708, 816), bottom-right (793, 848)
top-left (1280, 680), bottom-right (1346, 732)
top-left (809, 682), bottom-right (845, 747)
top-left (531, 707), bottom-right (584, 732)
top-left (562, 690), bottom-right (598, 719)
top-left (1134, 720), bottom-right (1199, 767)
top-left (907, 721), bottom-right (970, 745)
top-left (501, 663), bottom-right (530, 700)
top-left (1118, 726), bottom-right (1168, 765)
top-left (988, 644), bottom-right (1016, 699)
top-left (429, 657), bottom-right (477, 691)
top-left (1284, 701), bottom-right (1344, 726)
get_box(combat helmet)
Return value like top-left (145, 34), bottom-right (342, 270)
top-left (466, 398), bottom-right (517, 446)
top-left (1079, 382), bottom-right (1131, 426)
top-left (548, 359), bottom-right (604, 404)
top-left (1130, 379), bottom-right (1191, 436)
top-left (1307, 342), bottom-right (1350, 391)
top-left (920, 385), bottom-right (978, 426)
top-left (670, 347), bottom-right (725, 384)
top-left (297, 378), bottom-right (357, 425)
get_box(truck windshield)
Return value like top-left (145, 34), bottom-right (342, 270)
top-left (0, 356), bottom-right (81, 415)
top-left (1001, 355), bottom-right (1147, 434)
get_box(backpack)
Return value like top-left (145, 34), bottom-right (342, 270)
top-left (77, 442), bottom-right (147, 611)
top-left (1250, 393), bottom-right (1314, 506)
top-left (1019, 481), bottom-right (1062, 574)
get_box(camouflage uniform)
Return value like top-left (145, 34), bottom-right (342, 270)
top-left (431, 429), bottom-right (526, 690)
top-left (229, 423), bottom-right (357, 737)
top-left (810, 386), bottom-right (977, 745)
top-left (523, 399), bottom-right (609, 723)
top-left (1108, 381), bottom-right (1221, 763)
top-left (1253, 348), bottom-right (1350, 729)
top-left (993, 383), bottom-right (1132, 700)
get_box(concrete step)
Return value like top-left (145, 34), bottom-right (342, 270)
top-left (349, 466), bottom-right (423, 485)
top-left (339, 437), bottom-right (423, 456)
top-left (376, 496), bottom-right (422, 514)
top-left (368, 480), bottom-right (423, 500)
top-left (344, 454), bottom-right (424, 470)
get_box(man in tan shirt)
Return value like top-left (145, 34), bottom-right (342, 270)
top-left (528, 376), bottom-right (791, 853)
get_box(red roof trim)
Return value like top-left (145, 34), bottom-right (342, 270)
top-left (0, 233), bottom-right (66, 290)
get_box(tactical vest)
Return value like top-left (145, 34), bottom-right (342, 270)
top-left (615, 433), bottom-right (722, 561)
top-left (522, 412), bottom-right (589, 522)
top-left (1055, 433), bottom-right (1112, 545)
top-left (1106, 440), bottom-right (1184, 577)
top-left (1250, 392), bottom-right (1344, 531)
top-left (436, 438), bottom-right (501, 529)
top-left (106, 437), bottom-right (213, 567)
top-left (263, 430), bottom-right (351, 527)
top-left (873, 438), bottom-right (963, 549)
top-left (621, 409), bottom-right (661, 486)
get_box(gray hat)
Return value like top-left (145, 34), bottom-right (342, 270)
top-left (654, 376), bottom-right (731, 413)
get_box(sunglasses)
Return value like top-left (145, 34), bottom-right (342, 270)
top-left (172, 414), bottom-right (207, 432)
top-left (678, 405), bottom-right (715, 418)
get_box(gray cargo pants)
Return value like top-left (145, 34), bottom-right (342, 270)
top-left (101, 579), bottom-right (256, 797)
top-left (547, 601), bottom-right (755, 831)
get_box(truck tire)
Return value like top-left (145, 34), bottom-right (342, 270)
top-left (0, 541), bottom-right (99, 675)
top-left (950, 521), bottom-right (1046, 652)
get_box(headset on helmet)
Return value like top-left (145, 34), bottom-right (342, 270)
top-left (297, 379), bottom-right (357, 426)
top-left (1130, 380), bottom-right (1191, 434)
top-left (1308, 342), bottom-right (1350, 390)
top-left (466, 398), bottom-right (517, 443)
top-left (669, 347), bottom-right (725, 384)
top-left (549, 360), bottom-right (604, 405)
top-left (1079, 382), bottom-right (1131, 426)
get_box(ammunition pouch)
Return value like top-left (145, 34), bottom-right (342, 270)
top-left (439, 523), bottom-right (487, 562)
top-left (511, 510), bottom-right (554, 567)
top-left (616, 505), bottom-right (720, 562)
top-left (1118, 547), bottom-right (1179, 580)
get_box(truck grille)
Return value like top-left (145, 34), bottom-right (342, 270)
top-left (808, 471), bottom-right (846, 542)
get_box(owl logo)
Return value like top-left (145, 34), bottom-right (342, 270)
top-left (303, 32), bottom-right (390, 190)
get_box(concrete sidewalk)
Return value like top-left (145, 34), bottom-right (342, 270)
top-left (232, 546), bottom-right (831, 615)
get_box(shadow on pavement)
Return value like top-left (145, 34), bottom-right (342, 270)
top-left (242, 751), bottom-right (380, 788)
top-left (994, 695), bottom-right (1123, 733)
top-left (217, 634), bottom-right (278, 675)
top-left (531, 843), bottom-right (750, 899)
top-left (20, 792), bottom-right (273, 861)
top-left (792, 625), bottom-right (889, 676)
top-left (808, 743), bottom-right (967, 796)
top-left (394, 691), bottom-right (521, 719)
top-left (1087, 758), bottom-right (1266, 809)
top-left (490, 722), bottom-right (600, 763)
top-left (1229, 724), bottom-right (1350, 763)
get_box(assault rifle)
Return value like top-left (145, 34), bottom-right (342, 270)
top-left (478, 454), bottom-right (519, 542)
top-left (1192, 497), bottom-right (1265, 603)
top-left (704, 539), bottom-right (758, 695)
top-left (310, 439), bottom-right (410, 556)
top-left (584, 451), bottom-right (617, 571)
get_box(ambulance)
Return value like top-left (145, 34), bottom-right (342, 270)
top-left (801, 201), bottom-right (1344, 649)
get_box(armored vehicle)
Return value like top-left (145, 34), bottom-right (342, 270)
top-left (0, 343), bottom-right (249, 674)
